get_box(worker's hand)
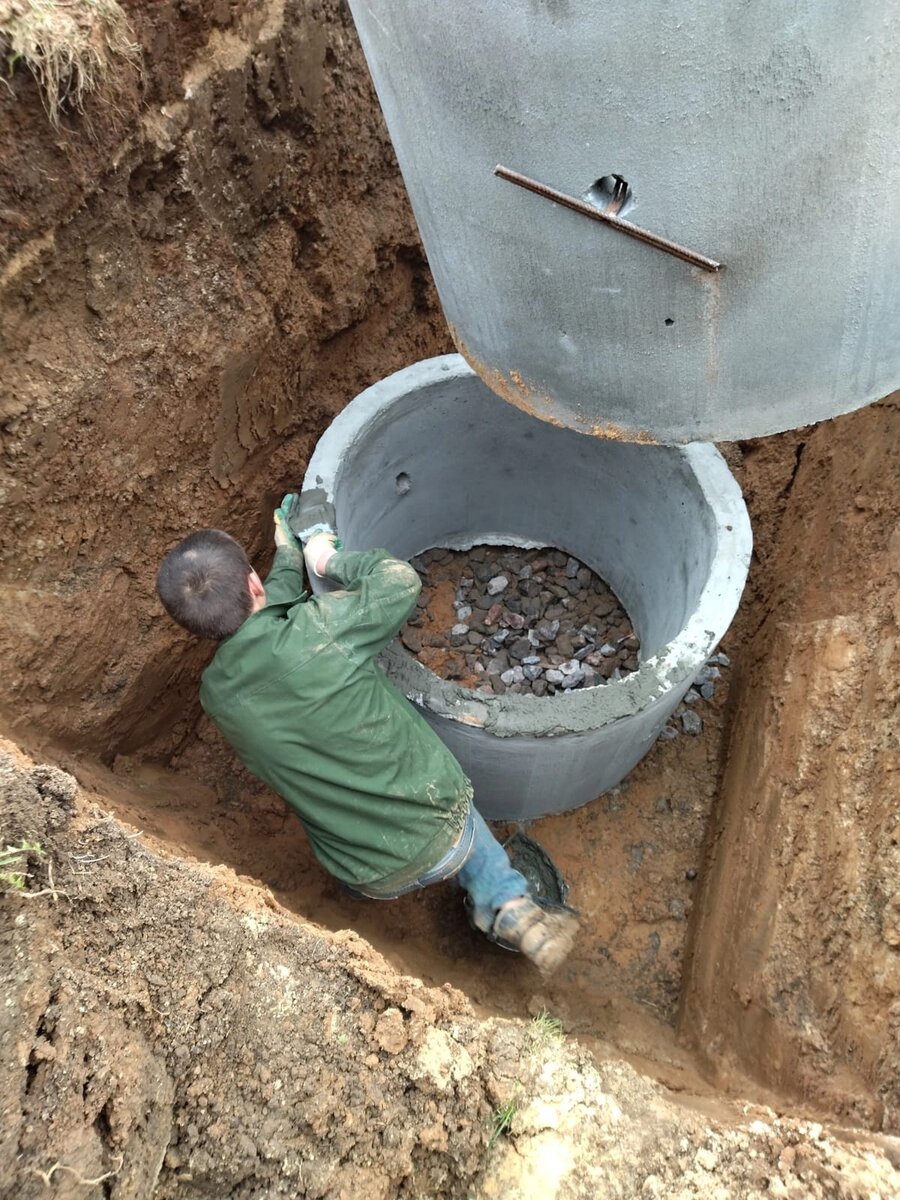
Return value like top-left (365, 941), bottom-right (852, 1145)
top-left (304, 532), bottom-right (339, 578)
top-left (291, 488), bottom-right (337, 542)
top-left (273, 501), bottom-right (302, 551)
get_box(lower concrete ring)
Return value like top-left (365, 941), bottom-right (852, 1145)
top-left (303, 354), bottom-right (752, 820)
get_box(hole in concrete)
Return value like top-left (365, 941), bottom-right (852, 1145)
top-left (395, 471), bottom-right (411, 495)
top-left (665, 317), bottom-right (675, 326)
top-left (585, 173), bottom-right (633, 216)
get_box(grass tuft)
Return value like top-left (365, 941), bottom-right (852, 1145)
top-left (530, 1009), bottom-right (565, 1043)
top-left (487, 1096), bottom-right (519, 1150)
top-left (0, 0), bottom-right (140, 124)
top-left (0, 838), bottom-right (44, 891)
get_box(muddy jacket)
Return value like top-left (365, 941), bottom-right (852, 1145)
top-left (199, 547), bottom-right (472, 889)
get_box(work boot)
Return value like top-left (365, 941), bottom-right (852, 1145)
top-left (492, 896), bottom-right (579, 976)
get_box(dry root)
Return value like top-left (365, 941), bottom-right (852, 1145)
top-left (30, 1153), bottom-right (123, 1188)
top-left (0, 0), bottom-right (140, 124)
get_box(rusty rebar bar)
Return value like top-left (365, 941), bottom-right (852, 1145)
top-left (494, 165), bottom-right (723, 273)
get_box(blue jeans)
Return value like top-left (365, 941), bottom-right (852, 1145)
top-left (456, 807), bottom-right (530, 933)
top-left (351, 804), bottom-right (529, 934)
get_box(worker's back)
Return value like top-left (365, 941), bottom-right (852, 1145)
top-left (199, 547), bottom-right (471, 889)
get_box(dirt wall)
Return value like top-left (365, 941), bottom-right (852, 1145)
top-left (681, 397), bottom-right (900, 1130)
top-left (3, 746), bottom-right (899, 1200)
top-left (0, 0), bottom-right (449, 762)
top-left (3, 0), bottom-right (900, 1164)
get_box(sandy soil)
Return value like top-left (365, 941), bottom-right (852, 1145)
top-left (0, 0), bottom-right (450, 760)
top-left (683, 397), bottom-right (900, 1130)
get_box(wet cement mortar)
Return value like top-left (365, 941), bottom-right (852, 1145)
top-left (2, 0), bottom-right (900, 1193)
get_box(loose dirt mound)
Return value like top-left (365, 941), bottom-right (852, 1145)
top-left (3, 747), bottom-right (899, 1199)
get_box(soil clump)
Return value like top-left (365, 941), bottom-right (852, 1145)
top-left (3, 744), bottom-right (899, 1199)
top-left (401, 545), bottom-right (640, 696)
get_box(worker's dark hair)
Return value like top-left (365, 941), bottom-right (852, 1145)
top-left (157, 529), bottom-right (253, 639)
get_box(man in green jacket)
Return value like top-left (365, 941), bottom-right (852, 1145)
top-left (156, 502), bottom-right (578, 974)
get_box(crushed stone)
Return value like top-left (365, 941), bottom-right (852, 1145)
top-left (401, 545), bottom-right (641, 697)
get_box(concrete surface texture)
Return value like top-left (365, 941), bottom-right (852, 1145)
top-left (347, 0), bottom-right (900, 442)
top-left (303, 356), bottom-right (751, 818)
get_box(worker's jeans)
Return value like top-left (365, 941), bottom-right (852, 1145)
top-left (455, 807), bottom-right (530, 933)
top-left (353, 804), bottom-right (529, 935)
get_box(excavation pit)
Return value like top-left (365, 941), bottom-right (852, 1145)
top-left (2, 3), bottom-right (899, 1184)
top-left (304, 355), bottom-right (752, 820)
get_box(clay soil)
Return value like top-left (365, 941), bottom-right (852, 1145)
top-left (2, 1), bottom-right (900, 1196)
top-left (7, 744), bottom-right (900, 1200)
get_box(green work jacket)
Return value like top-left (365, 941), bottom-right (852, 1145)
top-left (199, 546), bottom-right (472, 890)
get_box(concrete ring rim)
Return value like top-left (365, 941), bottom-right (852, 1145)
top-left (304, 354), bottom-right (751, 739)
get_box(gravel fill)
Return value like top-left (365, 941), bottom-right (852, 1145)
top-left (654, 653), bottom-right (732, 744)
top-left (400, 545), bottom-right (641, 697)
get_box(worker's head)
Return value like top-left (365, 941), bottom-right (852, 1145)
top-left (156, 529), bottom-right (266, 639)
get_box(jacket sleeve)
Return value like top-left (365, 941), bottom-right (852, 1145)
top-left (263, 546), bottom-right (306, 606)
top-left (313, 548), bottom-right (421, 660)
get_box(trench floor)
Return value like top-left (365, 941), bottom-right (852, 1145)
top-left (59, 650), bottom-right (778, 1110)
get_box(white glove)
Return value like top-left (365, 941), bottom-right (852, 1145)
top-left (304, 532), bottom-right (339, 578)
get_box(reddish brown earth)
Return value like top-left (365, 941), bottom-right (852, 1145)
top-left (2, 1), bottom-right (900, 1196)
top-left (4, 745), bottom-right (900, 1199)
top-left (682, 398), bottom-right (900, 1130)
top-left (0, 0), bottom-right (450, 762)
